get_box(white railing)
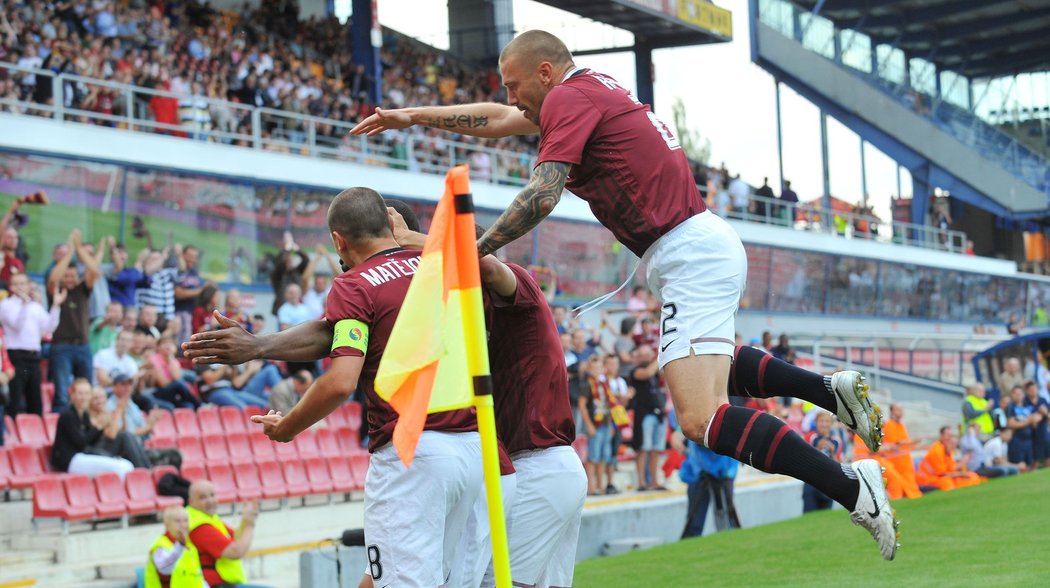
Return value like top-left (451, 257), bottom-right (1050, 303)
top-left (725, 193), bottom-right (969, 253)
top-left (0, 61), bottom-right (536, 187)
top-left (789, 331), bottom-right (1009, 388)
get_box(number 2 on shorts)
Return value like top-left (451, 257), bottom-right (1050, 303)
top-left (661, 302), bottom-right (678, 337)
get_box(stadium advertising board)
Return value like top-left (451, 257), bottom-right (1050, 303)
top-left (620, 0), bottom-right (733, 39)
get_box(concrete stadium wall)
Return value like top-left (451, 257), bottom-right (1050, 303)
top-left (575, 478), bottom-right (804, 561)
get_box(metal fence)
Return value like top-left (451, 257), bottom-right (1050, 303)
top-left (0, 61), bottom-right (535, 187)
top-left (724, 193), bottom-right (968, 253)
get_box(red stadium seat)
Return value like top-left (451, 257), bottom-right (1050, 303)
top-left (181, 463), bottom-right (207, 484)
top-left (304, 457), bottom-right (334, 495)
top-left (126, 469), bottom-right (182, 510)
top-left (248, 433), bottom-right (277, 464)
top-left (151, 410), bottom-right (177, 442)
top-left (226, 432), bottom-right (254, 465)
top-left (15, 414), bottom-right (48, 447)
top-left (219, 406), bottom-right (248, 435)
top-left (341, 402), bottom-right (363, 430)
top-left (256, 460), bottom-right (288, 500)
top-left (281, 460), bottom-right (311, 498)
top-left (177, 437), bottom-right (205, 468)
top-left (243, 406), bottom-right (265, 420)
top-left (325, 408), bottom-right (347, 430)
top-left (33, 477), bottom-right (93, 522)
top-left (151, 465), bottom-right (178, 487)
top-left (0, 447), bottom-right (12, 489)
top-left (205, 463), bottom-right (238, 503)
top-left (173, 408), bottom-right (201, 439)
top-left (315, 427), bottom-right (341, 459)
top-left (327, 456), bottom-right (354, 494)
top-left (274, 438), bottom-right (299, 460)
top-left (231, 462), bottom-right (263, 502)
top-left (40, 382), bottom-right (54, 415)
top-left (197, 408), bottom-right (224, 436)
top-left (201, 433), bottom-right (230, 462)
top-left (347, 454), bottom-right (369, 491)
top-left (334, 426), bottom-right (362, 454)
top-left (292, 429), bottom-right (319, 459)
top-left (8, 444), bottom-right (47, 489)
top-left (3, 415), bottom-right (17, 445)
top-left (65, 475), bottom-right (118, 519)
top-left (93, 472), bottom-right (134, 518)
top-left (43, 413), bottom-right (59, 443)
top-left (37, 446), bottom-right (52, 473)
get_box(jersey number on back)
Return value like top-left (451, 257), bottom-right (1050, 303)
top-left (590, 72), bottom-right (682, 152)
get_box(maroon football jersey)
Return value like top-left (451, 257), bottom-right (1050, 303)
top-left (536, 69), bottom-right (707, 257)
top-left (487, 263), bottom-right (575, 454)
top-left (325, 248), bottom-right (477, 453)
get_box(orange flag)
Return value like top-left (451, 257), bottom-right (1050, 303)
top-left (374, 166), bottom-right (479, 466)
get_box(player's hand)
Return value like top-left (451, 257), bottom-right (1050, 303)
top-left (350, 107), bottom-right (413, 136)
top-left (181, 311), bottom-right (258, 364)
top-left (251, 410), bottom-right (292, 443)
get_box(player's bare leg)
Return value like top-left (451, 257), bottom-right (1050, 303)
top-left (664, 351), bottom-right (898, 560)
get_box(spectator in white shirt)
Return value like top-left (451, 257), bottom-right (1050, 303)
top-left (276, 283), bottom-right (313, 331)
top-left (0, 273), bottom-right (63, 415)
top-left (94, 330), bottom-right (140, 388)
top-left (727, 173), bottom-right (750, 217)
top-left (982, 428), bottom-right (1023, 475)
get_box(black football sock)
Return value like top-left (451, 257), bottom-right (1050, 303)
top-left (729, 345), bottom-right (838, 413)
top-left (706, 403), bottom-right (859, 510)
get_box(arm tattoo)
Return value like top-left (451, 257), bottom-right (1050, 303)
top-left (477, 161), bottom-right (568, 258)
top-left (424, 115), bottom-right (489, 129)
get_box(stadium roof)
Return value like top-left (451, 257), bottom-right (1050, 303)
top-left (790, 0), bottom-right (1050, 79)
top-left (531, 0), bottom-right (732, 48)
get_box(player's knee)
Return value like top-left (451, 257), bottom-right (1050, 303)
top-left (678, 411), bottom-right (710, 444)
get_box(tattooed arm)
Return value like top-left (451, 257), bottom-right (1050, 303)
top-left (477, 161), bottom-right (569, 258)
top-left (350, 103), bottom-right (539, 139)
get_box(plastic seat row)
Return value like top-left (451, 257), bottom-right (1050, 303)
top-left (179, 455), bottom-right (369, 503)
top-left (149, 403), bottom-right (363, 445)
top-left (1, 444), bottom-right (56, 490)
top-left (3, 413), bottom-right (60, 447)
top-left (33, 469), bottom-right (183, 524)
top-left (171, 426), bottom-right (365, 469)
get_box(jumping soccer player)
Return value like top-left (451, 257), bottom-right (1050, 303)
top-left (351, 30), bottom-right (898, 560)
top-left (248, 189), bottom-right (484, 587)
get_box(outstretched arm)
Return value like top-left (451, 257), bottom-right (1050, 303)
top-left (351, 104), bottom-right (538, 139)
top-left (181, 312), bottom-right (332, 364)
top-left (477, 161), bottom-right (568, 258)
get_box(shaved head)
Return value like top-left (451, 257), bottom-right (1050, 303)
top-left (328, 187), bottom-right (392, 246)
top-left (499, 30), bottom-right (573, 70)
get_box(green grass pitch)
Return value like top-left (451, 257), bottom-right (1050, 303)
top-left (574, 469), bottom-right (1050, 587)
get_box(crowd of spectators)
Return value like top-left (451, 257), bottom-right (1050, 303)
top-left (0, 0), bottom-right (535, 182)
top-left (0, 195), bottom-right (348, 482)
